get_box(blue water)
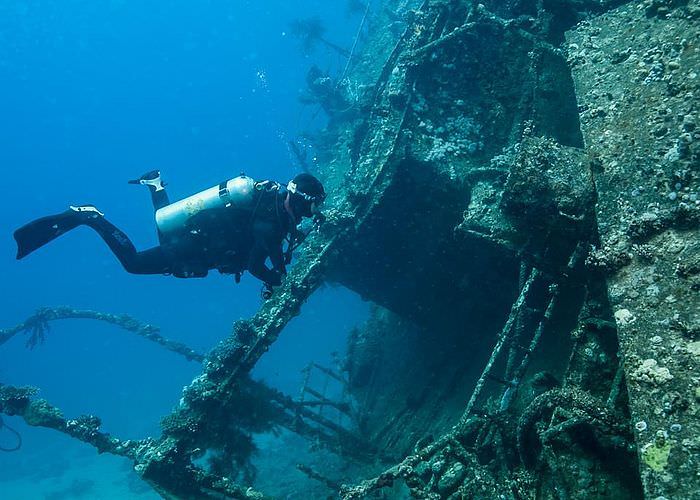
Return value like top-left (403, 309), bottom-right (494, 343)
top-left (0, 2), bottom-right (370, 497)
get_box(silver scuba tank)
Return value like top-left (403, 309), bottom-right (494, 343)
top-left (155, 174), bottom-right (256, 237)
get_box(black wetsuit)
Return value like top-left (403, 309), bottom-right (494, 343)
top-left (53, 182), bottom-right (292, 286)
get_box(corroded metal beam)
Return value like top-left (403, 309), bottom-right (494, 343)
top-left (0, 384), bottom-right (141, 459)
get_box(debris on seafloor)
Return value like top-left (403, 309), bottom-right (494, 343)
top-left (2, 0), bottom-right (699, 498)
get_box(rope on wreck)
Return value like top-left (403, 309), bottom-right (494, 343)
top-left (0, 415), bottom-right (22, 452)
top-left (0, 306), bottom-right (204, 362)
top-left (338, 0), bottom-right (372, 85)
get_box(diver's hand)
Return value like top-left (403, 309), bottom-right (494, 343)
top-left (261, 283), bottom-right (274, 300)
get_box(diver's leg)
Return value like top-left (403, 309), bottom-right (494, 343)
top-left (84, 215), bottom-right (172, 274)
top-left (14, 205), bottom-right (171, 275)
top-left (128, 170), bottom-right (170, 211)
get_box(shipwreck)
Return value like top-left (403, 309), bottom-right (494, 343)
top-left (2, 0), bottom-right (699, 498)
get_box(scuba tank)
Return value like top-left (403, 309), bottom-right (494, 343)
top-left (155, 174), bottom-right (256, 237)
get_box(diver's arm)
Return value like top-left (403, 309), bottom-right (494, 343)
top-left (247, 221), bottom-right (285, 286)
top-left (268, 241), bottom-right (286, 276)
top-left (247, 244), bottom-right (282, 286)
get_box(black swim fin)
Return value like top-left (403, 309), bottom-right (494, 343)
top-left (14, 205), bottom-right (103, 260)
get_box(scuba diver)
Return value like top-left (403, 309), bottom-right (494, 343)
top-left (14, 171), bottom-right (326, 298)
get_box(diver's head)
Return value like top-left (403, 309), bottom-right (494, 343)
top-left (287, 173), bottom-right (326, 219)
